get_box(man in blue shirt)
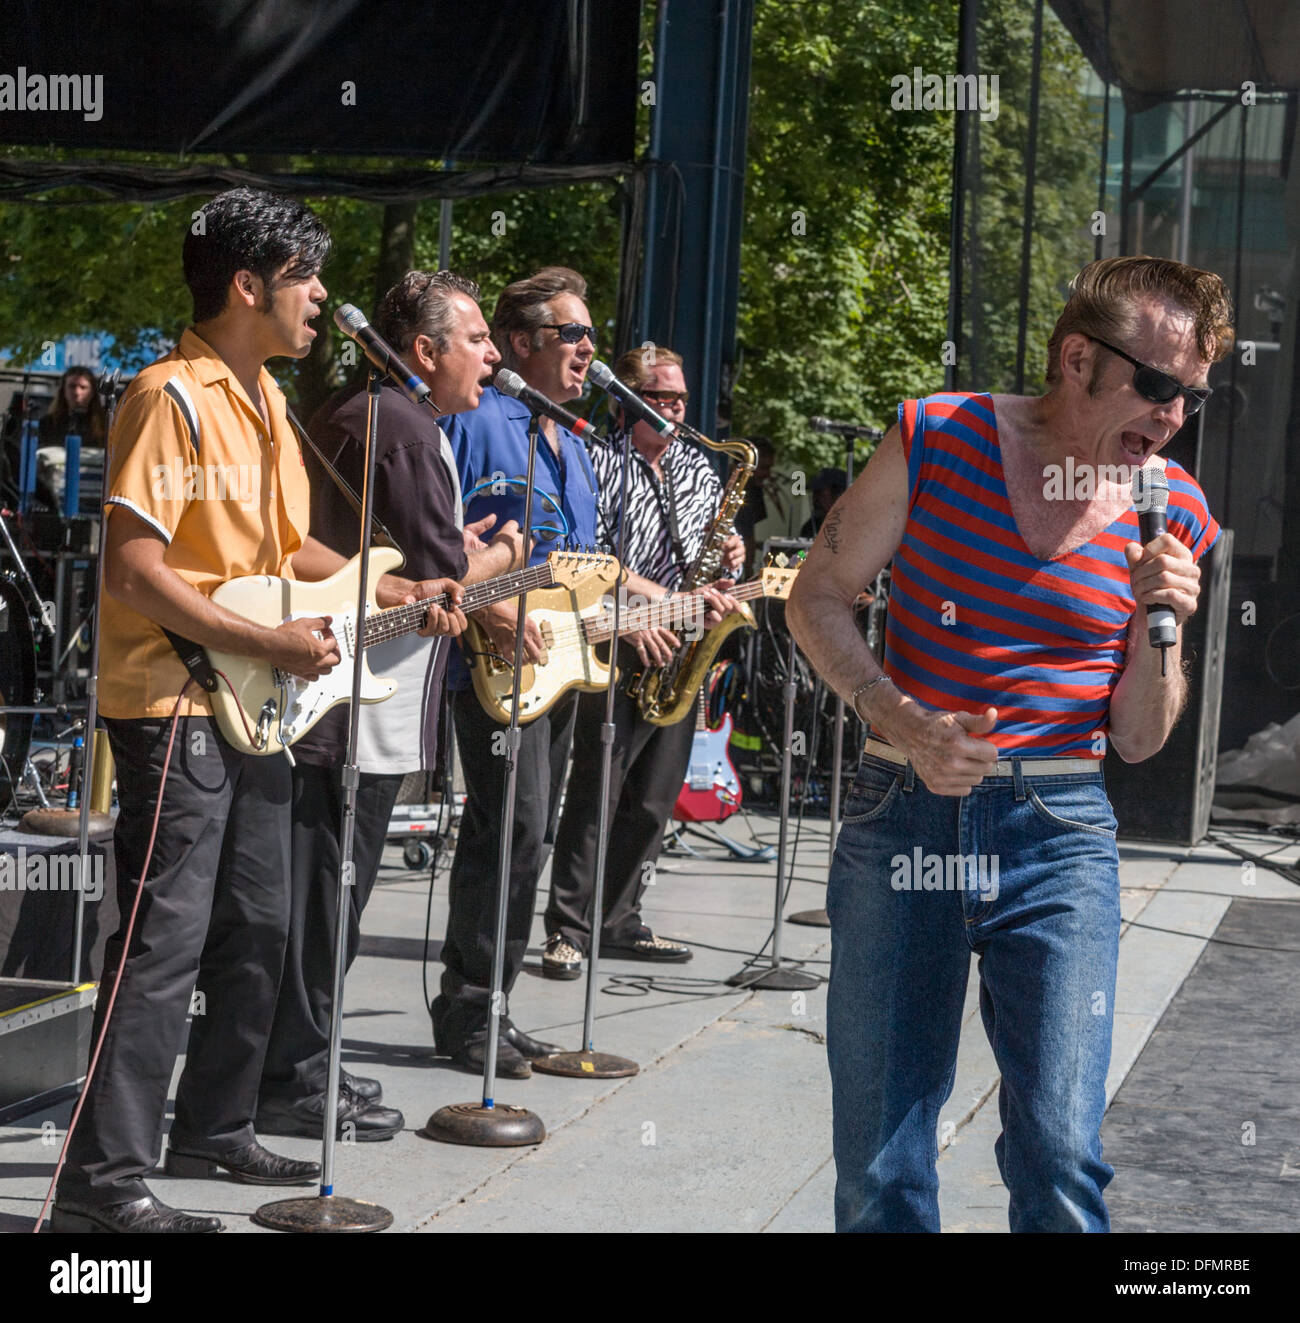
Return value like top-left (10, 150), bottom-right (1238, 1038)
top-left (433, 266), bottom-right (600, 1077)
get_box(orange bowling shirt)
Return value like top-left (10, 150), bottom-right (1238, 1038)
top-left (99, 329), bottom-right (311, 718)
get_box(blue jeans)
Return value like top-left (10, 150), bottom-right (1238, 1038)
top-left (825, 752), bottom-right (1121, 1233)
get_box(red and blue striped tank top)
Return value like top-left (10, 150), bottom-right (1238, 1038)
top-left (883, 392), bottom-right (1220, 758)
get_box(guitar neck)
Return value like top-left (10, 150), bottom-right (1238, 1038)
top-left (361, 561), bottom-right (556, 649)
top-left (583, 578), bottom-right (768, 645)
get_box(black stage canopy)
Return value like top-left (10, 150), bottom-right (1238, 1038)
top-left (0, 0), bottom-right (638, 163)
top-left (1052, 0), bottom-right (1299, 106)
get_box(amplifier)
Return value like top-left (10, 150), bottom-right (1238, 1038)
top-left (1104, 529), bottom-right (1234, 845)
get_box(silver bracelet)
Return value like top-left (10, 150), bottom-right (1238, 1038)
top-left (850, 674), bottom-right (888, 718)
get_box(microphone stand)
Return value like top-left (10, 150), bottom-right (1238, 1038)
top-left (425, 408), bottom-right (546, 1146)
top-left (534, 422), bottom-right (638, 1080)
top-left (727, 626), bottom-right (817, 990)
top-left (255, 369), bottom-right (394, 1231)
top-left (790, 431), bottom-right (859, 929)
top-left (69, 388), bottom-right (120, 979)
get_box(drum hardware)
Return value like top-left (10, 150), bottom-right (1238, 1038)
top-left (0, 510), bottom-right (57, 636)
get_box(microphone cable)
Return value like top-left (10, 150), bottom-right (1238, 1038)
top-left (33, 678), bottom-right (194, 1233)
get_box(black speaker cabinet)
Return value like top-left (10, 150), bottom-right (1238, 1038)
top-left (1103, 529), bottom-right (1233, 845)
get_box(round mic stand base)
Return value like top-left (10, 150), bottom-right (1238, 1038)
top-left (422, 1100), bottom-right (546, 1147)
top-left (531, 1050), bottom-right (638, 1079)
top-left (21, 807), bottom-right (114, 837)
top-left (725, 963), bottom-right (820, 990)
top-left (251, 1195), bottom-right (393, 1234)
top-left (787, 908), bottom-right (830, 927)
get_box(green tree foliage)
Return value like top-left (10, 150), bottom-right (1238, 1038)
top-left (732, 2), bottom-right (957, 471)
top-left (955, 2), bottom-right (1096, 393)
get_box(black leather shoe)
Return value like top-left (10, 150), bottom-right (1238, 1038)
top-left (603, 927), bottom-right (692, 962)
top-left (257, 1086), bottom-right (403, 1142)
top-left (342, 1071), bottom-right (382, 1103)
top-left (502, 1020), bottom-right (562, 1059)
top-left (51, 1192), bottom-right (222, 1233)
top-left (451, 1031), bottom-right (531, 1079)
top-left (165, 1140), bottom-right (320, 1185)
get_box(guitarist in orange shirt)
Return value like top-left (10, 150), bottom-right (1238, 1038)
top-left (53, 192), bottom-right (466, 1234)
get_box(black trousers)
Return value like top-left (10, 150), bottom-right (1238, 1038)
top-left (433, 686), bottom-right (576, 1050)
top-left (60, 716), bottom-right (290, 1205)
top-left (546, 684), bottom-right (695, 951)
top-left (259, 762), bottom-right (402, 1102)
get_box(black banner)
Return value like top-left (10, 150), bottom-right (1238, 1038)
top-left (0, 0), bottom-right (639, 163)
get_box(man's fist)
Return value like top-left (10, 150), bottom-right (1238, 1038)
top-left (895, 704), bottom-right (999, 798)
top-left (1124, 533), bottom-right (1200, 627)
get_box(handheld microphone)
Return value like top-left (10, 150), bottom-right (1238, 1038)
top-left (1131, 465), bottom-right (1177, 662)
top-left (809, 416), bottom-right (884, 440)
top-left (333, 304), bottom-right (430, 406)
top-left (588, 360), bottom-right (675, 437)
top-left (494, 369), bottom-right (600, 441)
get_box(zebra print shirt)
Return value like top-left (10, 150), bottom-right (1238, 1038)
top-left (588, 427), bottom-right (722, 589)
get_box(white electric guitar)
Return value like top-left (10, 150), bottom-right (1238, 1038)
top-left (207, 547), bottom-right (616, 756)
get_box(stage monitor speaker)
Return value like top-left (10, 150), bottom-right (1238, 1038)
top-left (1104, 528), bottom-right (1233, 846)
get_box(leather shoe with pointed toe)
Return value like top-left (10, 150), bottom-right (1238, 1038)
top-left (502, 1020), bottom-right (562, 1059)
top-left (51, 1192), bottom-right (223, 1234)
top-left (257, 1085), bottom-right (403, 1142)
top-left (451, 1031), bottom-right (531, 1079)
top-left (164, 1140), bottom-right (321, 1185)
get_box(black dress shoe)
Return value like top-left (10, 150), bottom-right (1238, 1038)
top-left (451, 1031), bottom-right (531, 1079)
top-left (164, 1140), bottom-right (320, 1185)
top-left (257, 1085), bottom-right (404, 1142)
top-left (602, 927), bottom-right (692, 962)
top-left (343, 1071), bottom-right (382, 1103)
top-left (51, 1192), bottom-right (222, 1234)
top-left (502, 1020), bottom-right (562, 1059)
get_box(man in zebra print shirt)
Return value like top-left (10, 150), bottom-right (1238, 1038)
top-left (543, 347), bottom-right (744, 977)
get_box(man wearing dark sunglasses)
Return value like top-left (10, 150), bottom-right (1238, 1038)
top-left (787, 255), bottom-right (1232, 1233)
top-left (543, 346), bottom-right (743, 979)
top-left (433, 266), bottom-right (601, 1078)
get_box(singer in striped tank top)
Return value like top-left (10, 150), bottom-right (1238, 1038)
top-left (786, 257), bottom-right (1234, 1233)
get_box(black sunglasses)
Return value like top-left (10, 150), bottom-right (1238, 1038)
top-left (1090, 337), bottom-right (1212, 416)
top-left (541, 322), bottom-right (596, 345)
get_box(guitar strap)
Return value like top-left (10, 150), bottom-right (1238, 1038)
top-left (159, 398), bottom-right (405, 696)
top-left (283, 403), bottom-right (401, 553)
top-left (647, 448), bottom-right (689, 576)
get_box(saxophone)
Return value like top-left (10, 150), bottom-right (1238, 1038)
top-left (630, 424), bottom-right (757, 726)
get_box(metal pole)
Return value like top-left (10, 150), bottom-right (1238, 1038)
top-left (478, 411), bottom-right (541, 1104)
top-left (579, 425), bottom-right (634, 1053)
top-left (1014, 0), bottom-right (1044, 396)
top-left (70, 387), bottom-right (119, 985)
top-left (320, 369), bottom-right (384, 1198)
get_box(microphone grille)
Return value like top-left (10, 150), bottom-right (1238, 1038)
top-left (494, 368), bottom-right (525, 398)
top-left (334, 303), bottom-right (367, 334)
top-left (587, 359), bottom-right (615, 388)
top-left (1132, 463), bottom-right (1170, 514)
top-left (809, 416), bottom-right (831, 432)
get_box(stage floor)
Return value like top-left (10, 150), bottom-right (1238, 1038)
top-left (0, 811), bottom-right (1293, 1234)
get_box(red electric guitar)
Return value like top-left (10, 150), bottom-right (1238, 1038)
top-left (673, 682), bottom-right (742, 824)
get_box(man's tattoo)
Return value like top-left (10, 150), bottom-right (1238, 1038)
top-left (822, 507), bottom-right (843, 555)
